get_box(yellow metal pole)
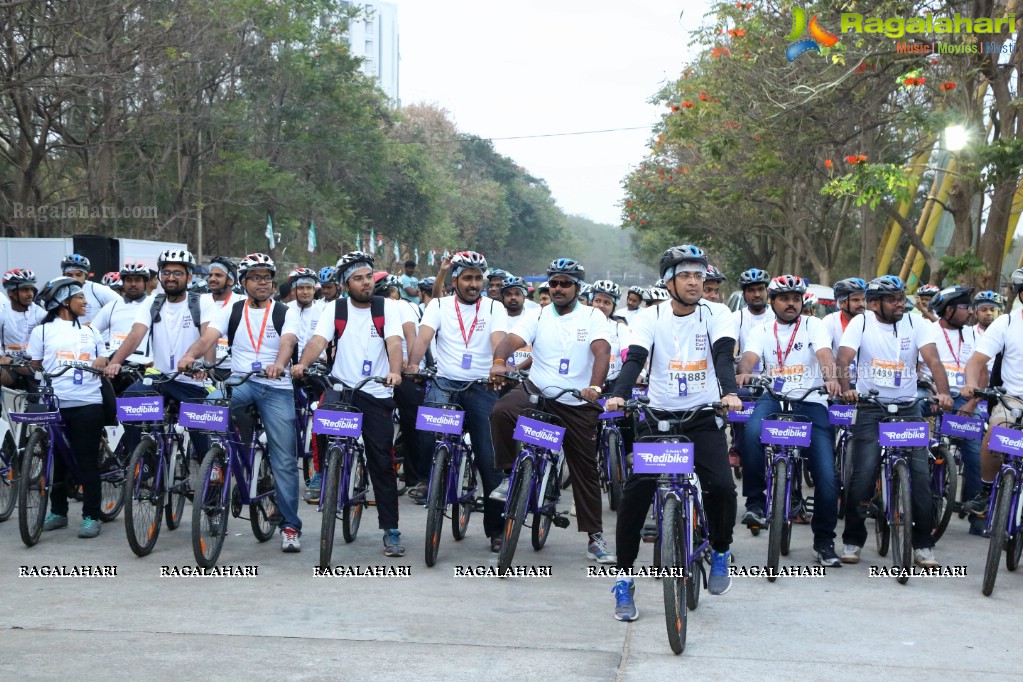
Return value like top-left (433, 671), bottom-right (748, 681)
top-left (877, 146), bottom-right (934, 275)
top-left (907, 157), bottom-right (958, 291)
top-left (899, 169), bottom-right (943, 283)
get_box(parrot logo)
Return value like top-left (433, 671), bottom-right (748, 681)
top-left (786, 7), bottom-right (840, 62)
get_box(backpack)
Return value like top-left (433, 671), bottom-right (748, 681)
top-left (148, 292), bottom-right (202, 356)
top-left (326, 296), bottom-right (386, 364)
top-left (225, 299), bottom-right (295, 364)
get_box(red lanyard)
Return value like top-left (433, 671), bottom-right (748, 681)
top-left (244, 304), bottom-right (270, 357)
top-left (941, 326), bottom-right (963, 369)
top-left (774, 316), bottom-right (801, 366)
top-left (455, 298), bottom-right (481, 348)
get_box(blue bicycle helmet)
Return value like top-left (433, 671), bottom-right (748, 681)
top-left (865, 275), bottom-right (905, 301)
top-left (738, 268), bottom-right (770, 288)
top-left (319, 266), bottom-right (337, 284)
top-left (419, 276), bottom-right (436, 292)
top-left (659, 245), bottom-right (707, 279)
top-left (60, 253), bottom-right (91, 273)
top-left (973, 290), bottom-right (1004, 309)
top-left (500, 275), bottom-right (528, 294)
top-left (547, 258), bottom-right (585, 282)
top-left (833, 277), bottom-right (867, 300)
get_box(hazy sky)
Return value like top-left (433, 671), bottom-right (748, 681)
top-left (394, 0), bottom-right (712, 226)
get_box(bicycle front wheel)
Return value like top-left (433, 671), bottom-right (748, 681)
top-left (97, 436), bottom-right (126, 522)
top-left (18, 429), bottom-right (50, 547)
top-left (342, 448), bottom-right (366, 543)
top-left (983, 468), bottom-right (1015, 596)
top-left (531, 459), bottom-right (560, 551)
top-left (606, 429), bottom-right (623, 512)
top-left (165, 436), bottom-right (193, 530)
top-left (451, 450), bottom-right (475, 541)
top-left (890, 460), bottom-right (913, 584)
top-left (766, 457), bottom-right (787, 582)
top-left (932, 447), bottom-right (957, 542)
top-left (319, 447), bottom-right (342, 568)
top-left (874, 473), bottom-right (890, 557)
top-left (497, 456), bottom-right (532, 576)
top-left (661, 494), bottom-right (688, 655)
top-left (124, 438), bottom-right (164, 557)
top-left (192, 446), bottom-right (229, 568)
top-left (425, 445), bottom-right (450, 567)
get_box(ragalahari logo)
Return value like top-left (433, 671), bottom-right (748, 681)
top-left (786, 7), bottom-right (840, 62)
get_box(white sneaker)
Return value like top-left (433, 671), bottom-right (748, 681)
top-left (570, 502), bottom-right (577, 517)
top-left (913, 547), bottom-right (939, 568)
top-left (840, 544), bottom-right (861, 564)
top-left (489, 478), bottom-right (510, 502)
top-left (281, 528), bottom-right (301, 553)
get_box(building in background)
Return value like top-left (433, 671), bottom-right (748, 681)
top-left (343, 1), bottom-right (399, 104)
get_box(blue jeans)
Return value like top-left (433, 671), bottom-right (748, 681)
top-left (421, 377), bottom-right (503, 538)
top-left (229, 381), bottom-right (301, 533)
top-left (740, 396), bottom-right (838, 546)
top-left (123, 379), bottom-right (210, 460)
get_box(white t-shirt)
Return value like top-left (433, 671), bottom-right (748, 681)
top-left (201, 292), bottom-right (247, 361)
top-left (209, 301), bottom-right (299, 390)
top-left (840, 311), bottom-right (934, 400)
top-left (745, 315), bottom-right (831, 405)
top-left (510, 302), bottom-right (611, 406)
top-left (0, 303), bottom-right (46, 354)
top-left (920, 322), bottom-right (976, 388)
top-left (607, 318), bottom-right (631, 382)
top-left (133, 297), bottom-right (204, 387)
top-left (823, 310), bottom-right (859, 380)
top-left (90, 295), bottom-right (148, 352)
top-left (523, 299), bottom-right (541, 311)
top-left (506, 308), bottom-right (540, 368)
top-left (628, 303), bottom-right (736, 411)
top-left (311, 298), bottom-right (403, 399)
top-left (975, 308), bottom-right (1023, 396)
top-left (615, 307), bottom-right (641, 325)
top-left (287, 299), bottom-right (326, 359)
top-left (394, 299), bottom-right (423, 366)
top-left (81, 280), bottom-right (119, 324)
top-left (971, 324), bottom-right (996, 372)
top-left (27, 319), bottom-right (104, 406)
top-left (420, 295), bottom-right (508, 381)
top-left (732, 306), bottom-right (775, 353)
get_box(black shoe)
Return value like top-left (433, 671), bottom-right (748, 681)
top-left (964, 487), bottom-right (992, 517)
top-left (813, 543), bottom-right (842, 568)
top-left (641, 522), bottom-right (658, 543)
top-left (490, 536), bottom-right (502, 553)
top-left (742, 507), bottom-right (766, 526)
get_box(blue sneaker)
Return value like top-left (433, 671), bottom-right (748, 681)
top-left (304, 472), bottom-right (321, 503)
top-left (43, 513), bottom-right (68, 531)
top-left (78, 517), bottom-right (101, 539)
top-left (383, 529), bottom-right (405, 557)
top-left (709, 550), bottom-right (732, 595)
top-left (612, 579), bottom-right (638, 621)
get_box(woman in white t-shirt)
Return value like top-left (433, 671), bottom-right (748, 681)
top-left (588, 280), bottom-right (631, 393)
top-left (27, 277), bottom-right (109, 539)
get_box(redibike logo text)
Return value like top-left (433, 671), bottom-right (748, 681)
top-left (996, 434), bottom-right (1023, 450)
top-left (766, 426), bottom-right (807, 438)
top-left (182, 411), bottom-right (223, 422)
top-left (421, 414), bottom-right (460, 426)
top-left (120, 404), bottom-right (161, 415)
top-left (637, 453), bottom-right (690, 465)
top-left (318, 417), bottom-right (360, 431)
top-left (521, 425), bottom-right (560, 444)
top-left (887, 427), bottom-right (927, 441)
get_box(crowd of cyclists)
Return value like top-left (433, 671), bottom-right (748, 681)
top-left (1, 244), bottom-right (1022, 625)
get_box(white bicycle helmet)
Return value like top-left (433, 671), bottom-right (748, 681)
top-left (157, 248), bottom-right (197, 274)
top-left (238, 252), bottom-right (276, 280)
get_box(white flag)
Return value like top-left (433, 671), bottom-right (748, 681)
top-left (307, 221), bottom-right (317, 253)
top-left (265, 214), bottom-right (275, 249)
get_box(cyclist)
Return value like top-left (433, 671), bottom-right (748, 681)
top-left (735, 275), bottom-right (843, 566)
top-left (962, 268), bottom-right (1023, 516)
top-left (102, 272), bottom-right (123, 295)
top-left (733, 268), bottom-right (774, 352)
top-left (588, 280), bottom-right (630, 393)
top-left (802, 290), bottom-right (817, 317)
top-left (0, 269), bottom-right (45, 388)
top-left (202, 256), bottom-right (243, 310)
top-left (490, 258), bottom-right (615, 562)
top-left (500, 276), bottom-right (535, 371)
top-left (319, 267), bottom-right (340, 303)
top-left (823, 278), bottom-right (867, 351)
top-left (616, 285), bottom-right (645, 324)
top-left (836, 275), bottom-right (953, 567)
top-left (59, 254), bottom-right (119, 324)
top-left (286, 267), bottom-right (324, 359)
top-left (90, 263), bottom-right (151, 354)
top-left (605, 245), bottom-right (742, 619)
top-left (418, 277), bottom-right (436, 314)
top-left (486, 268), bottom-right (511, 301)
top-left (180, 253), bottom-right (304, 553)
top-left (399, 259), bottom-right (421, 306)
top-left (648, 287), bottom-right (669, 306)
top-left (374, 272), bottom-right (401, 301)
top-left (922, 286), bottom-right (984, 512)
top-left (702, 265), bottom-right (726, 303)
top-left (915, 284), bottom-right (940, 323)
top-left (27, 277), bottom-right (108, 538)
top-left (537, 281), bottom-right (551, 307)
top-left (388, 269), bottom-right (428, 505)
top-left (292, 251), bottom-right (406, 557)
top-left (972, 290), bottom-right (1003, 336)
top-left (406, 251), bottom-right (508, 550)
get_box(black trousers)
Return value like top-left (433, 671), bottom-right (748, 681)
top-left (393, 379), bottom-right (427, 486)
top-left (615, 410), bottom-right (736, 570)
top-left (50, 404), bottom-right (105, 519)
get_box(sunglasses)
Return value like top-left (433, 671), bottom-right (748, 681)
top-left (548, 280), bottom-right (577, 289)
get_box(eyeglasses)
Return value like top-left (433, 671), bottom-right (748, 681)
top-left (672, 271), bottom-right (704, 281)
top-left (880, 295), bottom-right (906, 305)
top-left (954, 303), bottom-right (972, 310)
top-left (246, 275), bottom-right (274, 284)
top-left (160, 270), bottom-right (188, 279)
top-left (548, 280), bottom-right (576, 289)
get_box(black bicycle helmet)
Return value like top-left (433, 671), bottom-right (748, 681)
top-left (60, 254), bottom-right (91, 273)
top-left (704, 265), bottom-right (726, 282)
top-left (450, 251), bottom-right (488, 277)
top-left (500, 275), bottom-right (528, 293)
top-left (547, 258), bottom-right (585, 282)
top-left (865, 275), bottom-right (906, 301)
top-left (209, 256), bottom-right (238, 281)
top-left (39, 277), bottom-right (83, 311)
top-left (335, 251), bottom-right (375, 282)
top-left (929, 285), bottom-right (974, 316)
top-left (833, 277), bottom-right (867, 300)
top-left (659, 245), bottom-right (707, 279)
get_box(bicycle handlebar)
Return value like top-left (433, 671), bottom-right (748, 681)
top-left (856, 391), bottom-right (934, 412)
top-left (745, 376), bottom-right (829, 402)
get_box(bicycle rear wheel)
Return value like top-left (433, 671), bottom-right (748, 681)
top-left (18, 429), bottom-right (50, 547)
top-left (124, 439), bottom-right (164, 557)
top-left (661, 494), bottom-right (688, 655)
top-left (1007, 525), bottom-right (1023, 572)
top-left (97, 436), bottom-right (126, 522)
top-left (451, 450), bottom-right (475, 541)
top-left (249, 450), bottom-right (277, 542)
top-left (319, 447), bottom-right (342, 569)
top-left (931, 447), bottom-right (957, 542)
top-left (497, 456), bottom-right (532, 576)
top-left (342, 448), bottom-right (367, 543)
top-left (874, 473), bottom-right (890, 557)
top-left (165, 436), bottom-right (192, 530)
top-left (983, 468), bottom-right (1014, 596)
top-left (767, 458), bottom-right (787, 582)
top-left (531, 459), bottom-right (560, 550)
top-left (192, 446), bottom-right (229, 568)
top-left (686, 495), bottom-right (704, 611)
top-left (0, 434), bottom-right (20, 522)
top-left (606, 430), bottom-right (623, 512)
top-left (890, 460), bottom-right (913, 584)
top-left (425, 445), bottom-right (450, 567)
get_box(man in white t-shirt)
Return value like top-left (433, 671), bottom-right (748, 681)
top-left (732, 268), bottom-right (775, 355)
top-left (836, 275), bottom-right (953, 568)
top-left (90, 263), bottom-right (151, 352)
top-left (58, 253), bottom-right (119, 324)
top-left (0, 269), bottom-right (46, 389)
top-left (500, 275), bottom-right (538, 372)
top-left (293, 251), bottom-right (406, 557)
top-left (180, 252), bottom-right (304, 553)
top-left (702, 265), bottom-right (726, 303)
top-left (490, 258), bottom-right (614, 563)
top-left (736, 275), bottom-right (843, 566)
top-left (284, 267), bottom-right (324, 359)
top-left (406, 251), bottom-right (508, 549)
top-left (199, 257), bottom-right (246, 372)
top-left (963, 269), bottom-right (1023, 517)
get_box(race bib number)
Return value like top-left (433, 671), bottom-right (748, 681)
top-left (216, 337), bottom-right (230, 358)
top-left (769, 364), bottom-right (805, 393)
top-left (668, 359), bottom-right (708, 395)
top-left (943, 363), bottom-right (965, 387)
top-left (871, 358), bottom-right (905, 388)
top-left (509, 346), bottom-right (531, 367)
top-left (55, 349), bottom-right (90, 367)
top-left (109, 332), bottom-right (127, 350)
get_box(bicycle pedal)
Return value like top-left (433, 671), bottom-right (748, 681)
top-left (803, 496), bottom-right (815, 514)
top-left (552, 513), bottom-right (571, 529)
top-left (473, 497), bottom-right (485, 512)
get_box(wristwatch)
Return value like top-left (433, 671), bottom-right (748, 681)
top-left (589, 385), bottom-right (603, 394)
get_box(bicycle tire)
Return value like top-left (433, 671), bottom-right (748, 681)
top-left (191, 446), bottom-right (229, 568)
top-left (451, 449), bottom-right (475, 541)
top-left (1007, 522), bottom-right (1023, 572)
top-left (891, 460), bottom-right (913, 584)
top-left (932, 448), bottom-right (957, 542)
top-left (0, 434), bottom-right (20, 522)
top-left (497, 456), bottom-right (532, 576)
top-left (124, 438), bottom-right (164, 557)
top-left (661, 494), bottom-right (688, 655)
top-left (531, 459), bottom-right (559, 551)
top-left (874, 473), bottom-right (890, 557)
top-left (425, 445), bottom-right (449, 567)
top-left (18, 429), bottom-right (50, 547)
top-left (96, 435), bottom-right (126, 522)
top-left (782, 459), bottom-right (798, 557)
top-left (249, 450), bottom-right (277, 542)
top-left (319, 447), bottom-right (342, 569)
top-left (165, 435), bottom-right (192, 530)
top-left (767, 457), bottom-right (787, 582)
top-left (686, 496), bottom-right (703, 610)
top-left (983, 468), bottom-right (1014, 596)
top-left (607, 430), bottom-right (623, 512)
top-left (342, 447), bottom-right (366, 543)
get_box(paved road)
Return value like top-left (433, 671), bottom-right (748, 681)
top-left (2, 478), bottom-right (1021, 681)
